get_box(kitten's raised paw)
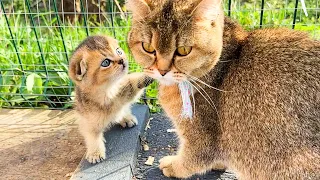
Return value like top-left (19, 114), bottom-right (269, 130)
top-left (137, 75), bottom-right (154, 89)
top-left (119, 116), bottom-right (138, 128)
top-left (159, 155), bottom-right (190, 178)
top-left (86, 144), bottom-right (106, 164)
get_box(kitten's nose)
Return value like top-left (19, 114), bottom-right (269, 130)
top-left (118, 59), bottom-right (124, 65)
top-left (159, 69), bottom-right (169, 76)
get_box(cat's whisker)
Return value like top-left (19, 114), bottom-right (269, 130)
top-left (188, 79), bottom-right (217, 114)
top-left (189, 79), bottom-right (219, 118)
top-left (189, 79), bottom-right (214, 106)
top-left (188, 82), bottom-right (215, 112)
top-left (186, 74), bottom-right (230, 93)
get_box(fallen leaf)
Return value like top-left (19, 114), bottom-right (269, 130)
top-left (143, 144), bottom-right (149, 151)
top-left (145, 156), bottom-right (155, 166)
top-left (140, 136), bottom-right (147, 143)
top-left (166, 129), bottom-right (176, 133)
top-left (145, 118), bottom-right (153, 131)
top-left (65, 172), bottom-right (73, 177)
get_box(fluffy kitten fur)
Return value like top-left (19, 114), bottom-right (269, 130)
top-left (69, 35), bottom-right (152, 164)
top-left (127, 0), bottom-right (320, 179)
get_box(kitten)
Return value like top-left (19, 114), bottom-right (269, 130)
top-left (68, 35), bottom-right (153, 164)
top-left (127, 0), bottom-right (320, 179)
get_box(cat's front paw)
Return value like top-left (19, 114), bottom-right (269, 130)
top-left (159, 155), bottom-right (190, 178)
top-left (85, 142), bottom-right (106, 164)
top-left (119, 115), bottom-right (138, 128)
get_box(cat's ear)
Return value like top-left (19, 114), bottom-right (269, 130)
top-left (69, 52), bottom-right (87, 81)
top-left (126, 0), bottom-right (151, 20)
top-left (192, 0), bottom-right (222, 21)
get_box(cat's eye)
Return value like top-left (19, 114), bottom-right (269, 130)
top-left (142, 42), bottom-right (155, 53)
top-left (101, 59), bottom-right (111, 67)
top-left (176, 46), bottom-right (192, 56)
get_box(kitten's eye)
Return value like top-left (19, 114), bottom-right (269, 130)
top-left (142, 42), bottom-right (155, 53)
top-left (176, 46), bottom-right (192, 56)
top-left (101, 59), bottom-right (111, 67)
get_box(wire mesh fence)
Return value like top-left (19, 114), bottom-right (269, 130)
top-left (0, 0), bottom-right (319, 111)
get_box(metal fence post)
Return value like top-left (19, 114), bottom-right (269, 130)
top-left (228, 0), bottom-right (231, 17)
top-left (80, 0), bottom-right (90, 36)
top-left (0, 1), bottom-right (23, 70)
top-left (293, 0), bottom-right (299, 29)
top-left (107, 0), bottom-right (116, 37)
top-left (25, 0), bottom-right (53, 107)
top-left (260, 0), bottom-right (265, 28)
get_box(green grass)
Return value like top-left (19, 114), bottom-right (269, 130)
top-left (0, 12), bottom-right (139, 109)
top-left (0, 0), bottom-right (319, 111)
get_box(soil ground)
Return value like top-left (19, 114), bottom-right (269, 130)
top-left (0, 109), bottom-right (85, 180)
top-left (134, 113), bottom-right (237, 180)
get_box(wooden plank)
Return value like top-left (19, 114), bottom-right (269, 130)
top-left (0, 109), bottom-right (77, 150)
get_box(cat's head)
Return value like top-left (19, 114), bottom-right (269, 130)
top-left (69, 35), bottom-right (128, 88)
top-left (128, 0), bottom-right (224, 85)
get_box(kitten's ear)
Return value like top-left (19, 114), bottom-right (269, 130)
top-left (126, 0), bottom-right (151, 20)
top-left (69, 52), bottom-right (87, 81)
top-left (192, 0), bottom-right (222, 21)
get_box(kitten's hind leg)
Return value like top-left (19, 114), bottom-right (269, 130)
top-left (118, 108), bottom-right (138, 128)
top-left (79, 116), bottom-right (106, 164)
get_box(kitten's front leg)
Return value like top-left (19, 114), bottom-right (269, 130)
top-left (118, 107), bottom-right (138, 128)
top-left (113, 73), bottom-right (152, 127)
top-left (116, 72), bottom-right (153, 103)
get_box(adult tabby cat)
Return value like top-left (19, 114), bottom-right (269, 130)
top-left (127, 0), bottom-right (320, 179)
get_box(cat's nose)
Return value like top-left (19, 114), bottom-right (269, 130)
top-left (159, 69), bottom-right (169, 76)
top-left (118, 59), bottom-right (124, 65)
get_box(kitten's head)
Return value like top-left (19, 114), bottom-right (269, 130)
top-left (69, 35), bottom-right (128, 88)
top-left (127, 0), bottom-right (224, 85)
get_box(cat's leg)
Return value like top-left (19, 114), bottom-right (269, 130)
top-left (118, 107), bottom-right (138, 128)
top-left (211, 162), bottom-right (227, 170)
top-left (158, 84), bottom-right (225, 178)
top-left (159, 144), bottom-right (221, 178)
top-left (78, 114), bottom-right (106, 164)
